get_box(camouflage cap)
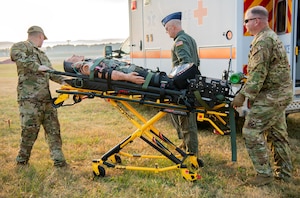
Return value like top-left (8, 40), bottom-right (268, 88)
top-left (27, 26), bottom-right (48, 40)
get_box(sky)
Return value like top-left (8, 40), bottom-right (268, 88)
top-left (0, 0), bottom-right (129, 43)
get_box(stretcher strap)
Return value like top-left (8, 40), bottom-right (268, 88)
top-left (193, 90), bottom-right (210, 110)
top-left (143, 72), bottom-right (167, 103)
top-left (159, 81), bottom-right (167, 103)
top-left (89, 58), bottom-right (105, 80)
top-left (107, 68), bottom-right (113, 89)
top-left (142, 72), bottom-right (153, 89)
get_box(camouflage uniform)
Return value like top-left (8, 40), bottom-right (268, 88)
top-left (170, 30), bottom-right (200, 156)
top-left (97, 59), bottom-right (149, 75)
top-left (240, 27), bottom-right (293, 179)
top-left (10, 40), bottom-right (67, 166)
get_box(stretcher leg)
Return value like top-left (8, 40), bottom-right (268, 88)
top-left (92, 99), bottom-right (203, 181)
top-left (119, 100), bottom-right (204, 167)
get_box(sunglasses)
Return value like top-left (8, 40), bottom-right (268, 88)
top-left (244, 18), bottom-right (260, 24)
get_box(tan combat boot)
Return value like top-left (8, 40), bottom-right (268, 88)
top-left (245, 174), bottom-right (274, 186)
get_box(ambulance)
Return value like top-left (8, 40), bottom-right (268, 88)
top-left (122, 0), bottom-right (300, 113)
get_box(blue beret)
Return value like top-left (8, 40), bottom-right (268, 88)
top-left (161, 12), bottom-right (182, 26)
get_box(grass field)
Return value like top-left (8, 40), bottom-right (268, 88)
top-left (0, 63), bottom-right (300, 198)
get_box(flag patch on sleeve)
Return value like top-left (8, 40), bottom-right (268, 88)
top-left (175, 41), bottom-right (183, 47)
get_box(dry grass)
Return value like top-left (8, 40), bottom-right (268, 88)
top-left (0, 63), bottom-right (300, 198)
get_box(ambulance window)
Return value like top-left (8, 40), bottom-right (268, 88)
top-left (276, 0), bottom-right (287, 34)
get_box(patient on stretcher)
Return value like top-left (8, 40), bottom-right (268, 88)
top-left (62, 55), bottom-right (230, 108)
top-left (65, 55), bottom-right (145, 84)
top-left (63, 55), bottom-right (200, 90)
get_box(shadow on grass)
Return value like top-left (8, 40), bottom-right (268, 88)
top-left (287, 113), bottom-right (300, 139)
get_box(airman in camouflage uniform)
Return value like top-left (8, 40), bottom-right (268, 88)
top-left (232, 6), bottom-right (293, 186)
top-left (10, 26), bottom-right (67, 167)
top-left (162, 12), bottom-right (201, 158)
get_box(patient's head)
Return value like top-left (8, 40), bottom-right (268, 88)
top-left (64, 55), bottom-right (92, 75)
top-left (72, 61), bottom-right (93, 75)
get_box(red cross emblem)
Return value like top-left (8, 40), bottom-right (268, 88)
top-left (194, 0), bottom-right (207, 25)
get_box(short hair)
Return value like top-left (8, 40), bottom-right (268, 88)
top-left (168, 19), bottom-right (181, 27)
top-left (28, 31), bottom-right (43, 37)
top-left (250, 6), bottom-right (268, 19)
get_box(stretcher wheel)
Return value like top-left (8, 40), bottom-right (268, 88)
top-left (181, 169), bottom-right (201, 182)
top-left (197, 158), bottom-right (204, 168)
top-left (51, 97), bottom-right (64, 108)
top-left (73, 95), bottom-right (82, 103)
top-left (191, 158), bottom-right (204, 169)
top-left (93, 165), bottom-right (106, 177)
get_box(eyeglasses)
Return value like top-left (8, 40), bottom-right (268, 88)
top-left (244, 18), bottom-right (260, 24)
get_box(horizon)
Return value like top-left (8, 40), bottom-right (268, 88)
top-left (0, 38), bottom-right (126, 50)
top-left (0, 41), bottom-right (124, 62)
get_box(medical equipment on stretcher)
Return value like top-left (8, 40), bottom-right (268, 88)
top-left (51, 70), bottom-right (237, 182)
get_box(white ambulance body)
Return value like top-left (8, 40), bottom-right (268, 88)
top-left (126, 0), bottom-right (300, 113)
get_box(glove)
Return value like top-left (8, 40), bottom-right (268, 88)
top-left (232, 93), bottom-right (245, 107)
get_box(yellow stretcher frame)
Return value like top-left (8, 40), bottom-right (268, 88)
top-left (53, 85), bottom-right (237, 182)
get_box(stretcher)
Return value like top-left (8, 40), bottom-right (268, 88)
top-left (51, 69), bottom-right (237, 182)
